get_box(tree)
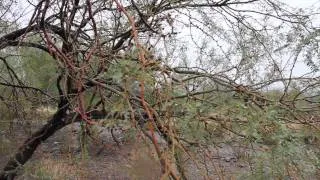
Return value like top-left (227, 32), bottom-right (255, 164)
top-left (0, 0), bottom-right (320, 179)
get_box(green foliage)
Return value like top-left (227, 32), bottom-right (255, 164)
top-left (170, 90), bottom-right (320, 178)
top-left (19, 47), bottom-right (57, 93)
top-left (104, 58), bottom-right (156, 109)
top-left (79, 122), bottom-right (89, 160)
top-left (242, 141), bottom-right (320, 179)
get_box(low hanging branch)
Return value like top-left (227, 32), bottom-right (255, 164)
top-left (113, 1), bottom-right (180, 179)
top-left (0, 107), bottom-right (146, 180)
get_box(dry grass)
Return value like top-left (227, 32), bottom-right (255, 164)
top-left (22, 157), bottom-right (87, 180)
top-left (125, 143), bottom-right (161, 180)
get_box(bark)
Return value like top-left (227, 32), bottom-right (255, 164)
top-left (0, 103), bottom-right (163, 179)
top-left (0, 108), bottom-right (128, 180)
top-left (0, 108), bottom-right (72, 180)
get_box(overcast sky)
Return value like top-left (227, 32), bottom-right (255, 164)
top-left (280, 0), bottom-right (320, 7)
top-left (12, 0), bottom-right (320, 82)
top-left (280, 0), bottom-right (320, 76)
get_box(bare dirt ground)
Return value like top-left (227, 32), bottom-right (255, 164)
top-left (1, 122), bottom-right (163, 180)
top-left (1, 121), bottom-right (318, 179)
top-left (0, 122), bottom-right (252, 180)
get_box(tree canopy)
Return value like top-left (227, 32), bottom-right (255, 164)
top-left (0, 0), bottom-right (320, 179)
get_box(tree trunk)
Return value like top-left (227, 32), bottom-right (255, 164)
top-left (0, 108), bottom-right (121, 179)
top-left (0, 109), bottom-right (74, 180)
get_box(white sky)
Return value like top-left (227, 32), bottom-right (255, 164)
top-left (280, 0), bottom-right (320, 77)
top-left (280, 0), bottom-right (320, 7)
top-left (9, 0), bottom-right (320, 82)
top-left (168, 0), bottom-right (320, 88)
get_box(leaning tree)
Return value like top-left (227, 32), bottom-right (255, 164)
top-left (1, 0), bottom-right (320, 179)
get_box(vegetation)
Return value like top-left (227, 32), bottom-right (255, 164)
top-left (0, 0), bottom-right (320, 179)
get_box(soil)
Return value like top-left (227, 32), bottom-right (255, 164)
top-left (1, 121), bottom-right (318, 179)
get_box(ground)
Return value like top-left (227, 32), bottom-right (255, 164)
top-left (0, 118), bottom-right (318, 179)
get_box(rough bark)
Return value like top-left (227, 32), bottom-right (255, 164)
top-left (0, 108), bottom-right (133, 179)
top-left (0, 108), bottom-right (72, 180)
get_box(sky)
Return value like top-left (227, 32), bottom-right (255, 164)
top-left (280, 0), bottom-right (320, 7)
top-left (279, 0), bottom-right (320, 76)
top-left (168, 0), bottom-right (320, 88)
top-left (7, 0), bottom-right (320, 83)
